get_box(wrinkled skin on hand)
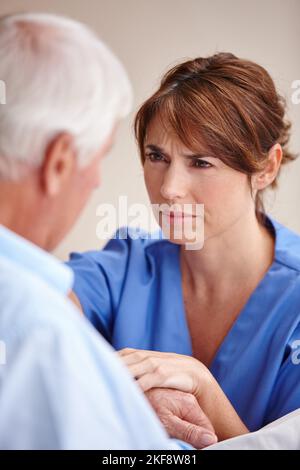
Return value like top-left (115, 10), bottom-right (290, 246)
top-left (145, 388), bottom-right (218, 449)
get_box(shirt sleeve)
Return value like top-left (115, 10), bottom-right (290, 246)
top-left (0, 322), bottom-right (139, 449)
top-left (0, 298), bottom-right (187, 450)
top-left (206, 410), bottom-right (300, 450)
top-left (264, 322), bottom-right (300, 425)
top-left (66, 229), bottom-right (134, 341)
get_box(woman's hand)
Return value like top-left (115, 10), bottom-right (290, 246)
top-left (118, 348), bottom-right (249, 441)
top-left (118, 348), bottom-right (210, 398)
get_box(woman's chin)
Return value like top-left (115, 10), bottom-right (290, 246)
top-left (160, 224), bottom-right (205, 249)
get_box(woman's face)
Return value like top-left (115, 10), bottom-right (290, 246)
top-left (143, 117), bottom-right (256, 246)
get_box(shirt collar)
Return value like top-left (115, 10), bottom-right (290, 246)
top-left (144, 215), bottom-right (300, 272)
top-left (0, 224), bottom-right (73, 295)
top-left (268, 216), bottom-right (300, 271)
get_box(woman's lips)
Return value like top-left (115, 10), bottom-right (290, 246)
top-left (161, 212), bottom-right (196, 219)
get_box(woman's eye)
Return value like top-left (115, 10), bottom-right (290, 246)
top-left (192, 159), bottom-right (212, 169)
top-left (145, 152), bottom-right (166, 163)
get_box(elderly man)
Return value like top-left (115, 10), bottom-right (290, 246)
top-left (0, 12), bottom-right (218, 450)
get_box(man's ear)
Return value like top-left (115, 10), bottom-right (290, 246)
top-left (252, 143), bottom-right (283, 191)
top-left (40, 133), bottom-right (77, 196)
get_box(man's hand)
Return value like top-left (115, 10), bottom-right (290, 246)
top-left (145, 388), bottom-right (218, 449)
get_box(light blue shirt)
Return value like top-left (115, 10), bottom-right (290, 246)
top-left (0, 225), bottom-right (189, 450)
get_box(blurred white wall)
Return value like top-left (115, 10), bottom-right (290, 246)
top-left (1, 0), bottom-right (299, 259)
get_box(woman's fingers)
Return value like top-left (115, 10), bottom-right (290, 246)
top-left (118, 349), bottom-right (152, 366)
top-left (118, 348), bottom-right (208, 397)
top-left (136, 370), bottom-right (195, 393)
top-left (118, 348), bottom-right (175, 360)
top-left (118, 351), bottom-right (152, 367)
top-left (118, 348), bottom-right (156, 358)
top-left (137, 373), bottom-right (167, 392)
top-left (118, 348), bottom-right (136, 357)
top-left (126, 357), bottom-right (157, 378)
top-left (118, 349), bottom-right (169, 368)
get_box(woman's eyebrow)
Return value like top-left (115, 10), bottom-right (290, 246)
top-left (182, 152), bottom-right (217, 159)
top-left (144, 144), bottom-right (171, 158)
top-left (145, 144), bottom-right (216, 160)
top-left (145, 144), bottom-right (165, 153)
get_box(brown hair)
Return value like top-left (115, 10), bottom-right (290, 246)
top-left (134, 52), bottom-right (297, 222)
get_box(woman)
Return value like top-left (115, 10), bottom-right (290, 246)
top-left (68, 53), bottom-right (300, 440)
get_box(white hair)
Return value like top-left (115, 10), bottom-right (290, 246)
top-left (0, 12), bottom-right (133, 179)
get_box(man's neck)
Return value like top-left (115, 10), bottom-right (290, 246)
top-left (0, 179), bottom-right (48, 250)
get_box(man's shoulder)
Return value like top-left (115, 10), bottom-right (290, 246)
top-left (0, 254), bottom-right (80, 338)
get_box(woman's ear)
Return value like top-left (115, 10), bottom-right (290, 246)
top-left (40, 133), bottom-right (77, 196)
top-left (252, 143), bottom-right (283, 191)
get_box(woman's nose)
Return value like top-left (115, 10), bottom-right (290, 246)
top-left (160, 166), bottom-right (187, 201)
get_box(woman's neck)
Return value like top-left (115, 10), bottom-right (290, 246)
top-left (180, 211), bottom-right (275, 296)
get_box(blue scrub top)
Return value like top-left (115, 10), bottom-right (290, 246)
top-left (67, 217), bottom-right (300, 432)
